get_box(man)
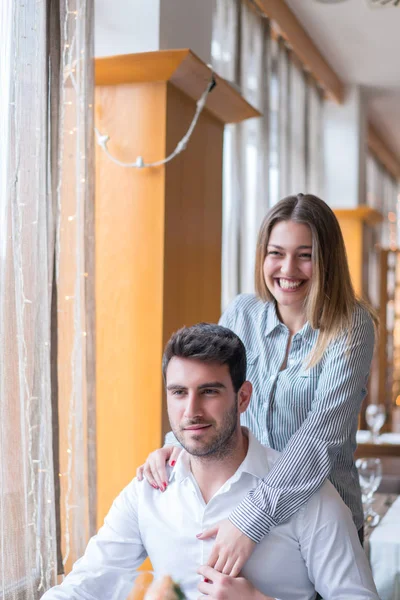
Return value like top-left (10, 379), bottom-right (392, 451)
top-left (42, 324), bottom-right (379, 600)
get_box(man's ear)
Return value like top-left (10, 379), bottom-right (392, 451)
top-left (237, 381), bottom-right (252, 414)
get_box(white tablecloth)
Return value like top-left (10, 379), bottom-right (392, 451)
top-left (357, 430), bottom-right (400, 445)
top-left (369, 496), bottom-right (400, 600)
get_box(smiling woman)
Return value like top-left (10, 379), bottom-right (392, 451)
top-left (138, 193), bottom-right (378, 595)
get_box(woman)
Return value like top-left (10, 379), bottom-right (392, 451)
top-left (137, 193), bottom-right (377, 579)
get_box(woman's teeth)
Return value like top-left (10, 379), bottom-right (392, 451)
top-left (278, 279), bottom-right (303, 290)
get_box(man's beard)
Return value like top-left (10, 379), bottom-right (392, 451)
top-left (171, 401), bottom-right (239, 461)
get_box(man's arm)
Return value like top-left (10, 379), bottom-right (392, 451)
top-left (42, 479), bottom-right (147, 600)
top-left (299, 482), bottom-right (379, 600)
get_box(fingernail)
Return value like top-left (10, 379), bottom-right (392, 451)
top-left (170, 460), bottom-right (176, 467)
top-left (163, 482), bottom-right (167, 487)
top-left (196, 533), bottom-right (202, 538)
top-left (151, 483), bottom-right (158, 489)
top-left (204, 578), bottom-right (210, 583)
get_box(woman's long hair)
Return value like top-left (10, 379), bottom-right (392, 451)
top-left (254, 193), bottom-right (378, 366)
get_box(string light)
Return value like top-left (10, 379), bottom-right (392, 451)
top-left (95, 71), bottom-right (217, 169)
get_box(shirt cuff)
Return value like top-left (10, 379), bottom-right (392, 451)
top-left (229, 495), bottom-right (277, 543)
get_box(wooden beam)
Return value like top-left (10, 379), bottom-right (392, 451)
top-left (334, 206), bottom-right (383, 227)
top-left (95, 49), bottom-right (261, 125)
top-left (368, 123), bottom-right (400, 181)
top-left (253, 0), bottom-right (344, 104)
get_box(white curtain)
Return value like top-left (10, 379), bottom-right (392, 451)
top-left (277, 39), bottom-right (324, 199)
top-left (212, 0), bottom-right (271, 307)
top-left (212, 0), bottom-right (325, 308)
top-left (307, 81), bottom-right (324, 197)
top-left (367, 153), bottom-right (399, 248)
top-left (0, 1), bottom-right (95, 597)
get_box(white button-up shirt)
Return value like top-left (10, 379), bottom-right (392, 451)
top-left (42, 431), bottom-right (379, 600)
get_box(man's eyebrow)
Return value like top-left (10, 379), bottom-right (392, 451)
top-left (166, 381), bottom-right (226, 391)
top-left (197, 382), bottom-right (226, 390)
top-left (166, 384), bottom-right (187, 391)
top-left (268, 244), bottom-right (312, 250)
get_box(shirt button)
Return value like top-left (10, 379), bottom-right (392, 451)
top-left (269, 375), bottom-right (275, 382)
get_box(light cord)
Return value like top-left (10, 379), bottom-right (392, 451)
top-left (95, 71), bottom-right (216, 169)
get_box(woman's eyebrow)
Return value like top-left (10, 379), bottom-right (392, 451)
top-left (268, 244), bottom-right (312, 250)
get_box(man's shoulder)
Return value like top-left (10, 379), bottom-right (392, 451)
top-left (261, 444), bottom-right (281, 466)
top-left (302, 478), bottom-right (353, 523)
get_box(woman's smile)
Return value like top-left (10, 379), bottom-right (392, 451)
top-left (263, 220), bottom-right (313, 311)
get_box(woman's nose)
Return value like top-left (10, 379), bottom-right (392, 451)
top-left (281, 255), bottom-right (296, 274)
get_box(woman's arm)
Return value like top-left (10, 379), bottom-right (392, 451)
top-left (230, 307), bottom-right (375, 542)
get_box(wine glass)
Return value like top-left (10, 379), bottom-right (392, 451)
top-left (356, 457), bottom-right (382, 526)
top-left (365, 404), bottom-right (386, 443)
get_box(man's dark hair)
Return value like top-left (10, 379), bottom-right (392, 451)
top-left (162, 323), bottom-right (247, 392)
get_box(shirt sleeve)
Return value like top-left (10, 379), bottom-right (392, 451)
top-left (218, 295), bottom-right (239, 329)
top-left (41, 480), bottom-right (147, 600)
top-left (299, 483), bottom-right (379, 599)
top-left (229, 307), bottom-right (375, 543)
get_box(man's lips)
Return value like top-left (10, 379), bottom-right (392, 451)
top-left (183, 424), bottom-right (212, 431)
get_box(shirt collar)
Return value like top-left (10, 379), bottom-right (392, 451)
top-left (295, 320), bottom-right (319, 347)
top-left (264, 301), bottom-right (281, 337)
top-left (169, 428), bottom-right (275, 486)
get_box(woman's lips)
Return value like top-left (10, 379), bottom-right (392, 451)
top-left (274, 278), bottom-right (306, 291)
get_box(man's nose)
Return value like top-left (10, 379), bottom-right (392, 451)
top-left (183, 392), bottom-right (203, 418)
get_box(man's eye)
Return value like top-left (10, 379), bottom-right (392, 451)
top-left (172, 389), bottom-right (185, 396)
top-left (203, 389), bottom-right (219, 395)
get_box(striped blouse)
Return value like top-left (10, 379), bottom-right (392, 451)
top-left (218, 293), bottom-right (375, 543)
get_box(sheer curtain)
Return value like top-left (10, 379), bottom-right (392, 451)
top-left (366, 153), bottom-right (399, 248)
top-left (212, 0), bottom-right (271, 307)
top-left (0, 1), bottom-right (95, 597)
top-left (276, 39), bottom-right (324, 200)
top-left (212, 0), bottom-right (325, 308)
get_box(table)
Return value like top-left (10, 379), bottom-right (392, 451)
top-left (365, 493), bottom-right (400, 600)
top-left (356, 431), bottom-right (400, 459)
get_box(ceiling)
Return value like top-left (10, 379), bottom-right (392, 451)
top-left (284, 0), bottom-right (400, 159)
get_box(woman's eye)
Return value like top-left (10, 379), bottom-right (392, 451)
top-left (267, 250), bottom-right (281, 256)
top-left (299, 253), bottom-right (312, 259)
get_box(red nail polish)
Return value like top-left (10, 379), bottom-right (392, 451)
top-left (152, 483), bottom-right (158, 489)
top-left (204, 578), bottom-right (210, 583)
top-left (170, 460), bottom-right (176, 466)
top-left (163, 482), bottom-right (167, 487)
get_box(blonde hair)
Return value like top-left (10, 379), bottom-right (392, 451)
top-left (255, 193), bottom-right (378, 366)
